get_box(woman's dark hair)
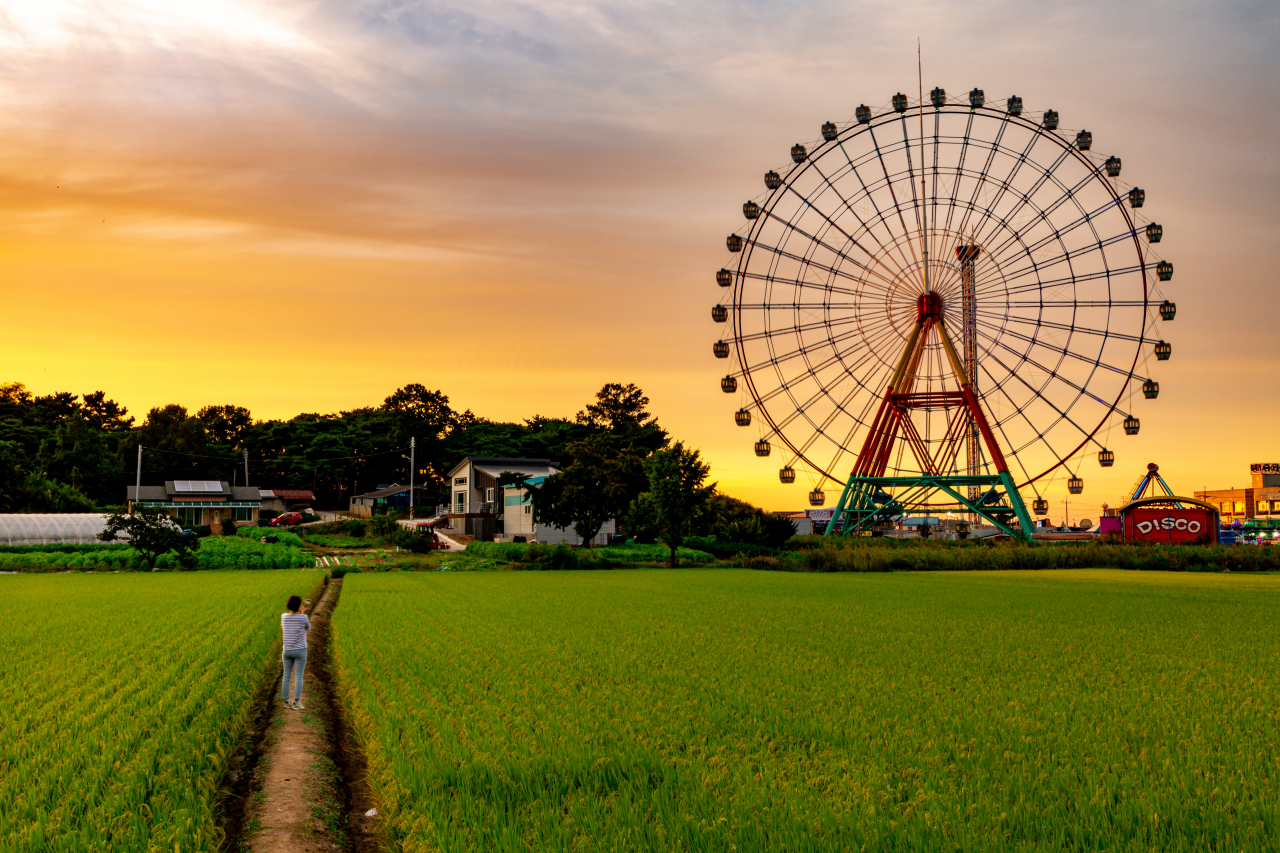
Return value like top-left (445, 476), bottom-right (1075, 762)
top-left (286, 595), bottom-right (303, 613)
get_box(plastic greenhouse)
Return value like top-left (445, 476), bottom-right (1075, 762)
top-left (0, 514), bottom-right (111, 545)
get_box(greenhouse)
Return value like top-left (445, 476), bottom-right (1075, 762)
top-left (0, 514), bottom-right (111, 545)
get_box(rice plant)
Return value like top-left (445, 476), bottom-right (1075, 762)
top-left (0, 570), bottom-right (326, 851)
top-left (334, 570), bottom-right (1280, 852)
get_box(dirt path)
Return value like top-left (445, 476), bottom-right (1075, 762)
top-left (236, 578), bottom-right (380, 853)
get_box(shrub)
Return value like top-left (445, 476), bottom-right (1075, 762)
top-left (221, 517), bottom-right (238, 536)
top-left (234, 527), bottom-right (306, 547)
top-left (370, 513), bottom-right (400, 538)
top-left (392, 527), bottom-right (437, 554)
top-left (513, 535), bottom-right (527, 544)
top-left (259, 511), bottom-right (279, 526)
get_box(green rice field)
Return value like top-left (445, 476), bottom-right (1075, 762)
top-left (0, 570), bottom-right (325, 853)
top-left (333, 569), bottom-right (1280, 852)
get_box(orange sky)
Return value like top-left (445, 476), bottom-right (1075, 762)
top-left (1, 0), bottom-right (1277, 519)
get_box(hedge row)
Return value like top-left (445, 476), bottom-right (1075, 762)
top-left (752, 538), bottom-right (1280, 573)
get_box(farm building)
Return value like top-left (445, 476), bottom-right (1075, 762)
top-left (127, 480), bottom-right (261, 530)
top-left (348, 484), bottom-right (435, 518)
top-left (258, 489), bottom-right (315, 513)
top-left (0, 514), bottom-right (111, 545)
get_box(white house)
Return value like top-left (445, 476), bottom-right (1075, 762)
top-left (442, 456), bottom-right (616, 545)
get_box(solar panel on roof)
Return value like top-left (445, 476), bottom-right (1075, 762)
top-left (174, 480), bottom-right (222, 492)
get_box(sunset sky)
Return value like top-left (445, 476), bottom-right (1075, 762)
top-left (1, 0), bottom-right (1276, 518)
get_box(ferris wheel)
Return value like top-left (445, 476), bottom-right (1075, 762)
top-left (712, 87), bottom-right (1175, 537)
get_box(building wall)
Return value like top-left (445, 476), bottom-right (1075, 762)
top-left (533, 518), bottom-right (616, 546)
top-left (502, 487), bottom-right (535, 538)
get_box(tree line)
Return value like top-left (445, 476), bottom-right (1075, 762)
top-left (0, 381), bottom-right (795, 555)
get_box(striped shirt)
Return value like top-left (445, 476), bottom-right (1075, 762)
top-left (281, 613), bottom-right (310, 650)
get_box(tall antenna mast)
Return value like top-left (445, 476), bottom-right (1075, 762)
top-left (918, 39), bottom-right (928, 292)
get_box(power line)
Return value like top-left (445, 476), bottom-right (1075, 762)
top-left (138, 445), bottom-right (410, 464)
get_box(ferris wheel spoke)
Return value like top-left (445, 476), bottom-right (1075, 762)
top-left (949, 123), bottom-right (1040, 250)
top-left (972, 313), bottom-right (1148, 385)
top-left (802, 159), bottom-right (913, 283)
top-left (982, 192), bottom-right (1124, 267)
top-left (968, 141), bottom-right (1076, 247)
top-left (767, 198), bottom-right (901, 290)
top-left (867, 124), bottom-right (924, 283)
top-left (974, 338), bottom-right (1115, 467)
top-left (938, 110), bottom-right (982, 239)
top-left (974, 167), bottom-right (1103, 256)
top-left (737, 313), bottom-right (901, 373)
top-left (744, 236), bottom-right (897, 295)
top-left (744, 305), bottom-right (904, 349)
top-left (896, 114), bottom-right (925, 239)
top-left (739, 270), bottom-right (867, 300)
top-left (976, 263), bottom-right (1147, 300)
top-left (751, 224), bottom-right (901, 294)
top-left (834, 143), bottom-right (924, 276)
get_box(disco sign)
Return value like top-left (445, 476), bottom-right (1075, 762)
top-left (1123, 508), bottom-right (1218, 544)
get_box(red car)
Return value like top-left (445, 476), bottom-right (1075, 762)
top-left (269, 512), bottom-right (304, 528)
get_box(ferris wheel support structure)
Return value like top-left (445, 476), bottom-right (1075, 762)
top-left (824, 290), bottom-right (1037, 539)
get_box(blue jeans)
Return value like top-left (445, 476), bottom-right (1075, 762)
top-left (282, 648), bottom-right (307, 702)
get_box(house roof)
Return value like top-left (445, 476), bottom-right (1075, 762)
top-left (128, 483), bottom-right (261, 502)
top-left (447, 456), bottom-right (559, 480)
top-left (263, 489), bottom-right (315, 500)
top-left (166, 480), bottom-right (231, 497)
top-left (474, 461), bottom-right (560, 480)
top-left (127, 486), bottom-right (169, 501)
top-left (352, 484), bottom-right (433, 499)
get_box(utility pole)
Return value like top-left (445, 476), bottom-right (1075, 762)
top-left (409, 437), bottom-right (415, 520)
top-left (134, 444), bottom-right (142, 513)
top-left (243, 448), bottom-right (250, 488)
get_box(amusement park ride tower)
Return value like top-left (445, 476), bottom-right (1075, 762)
top-left (713, 86), bottom-right (1175, 539)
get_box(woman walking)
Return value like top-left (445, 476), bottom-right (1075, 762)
top-left (281, 595), bottom-right (310, 710)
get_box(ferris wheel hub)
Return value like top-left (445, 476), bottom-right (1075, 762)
top-left (916, 291), bottom-right (944, 320)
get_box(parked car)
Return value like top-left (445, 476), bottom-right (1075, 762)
top-left (270, 512), bottom-right (304, 528)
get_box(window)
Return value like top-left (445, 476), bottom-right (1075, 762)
top-left (1258, 502), bottom-right (1270, 515)
top-left (523, 505), bottom-right (531, 515)
top-left (174, 507), bottom-right (203, 526)
top-left (1235, 501), bottom-right (1246, 513)
top-left (485, 488), bottom-right (494, 502)
top-left (455, 492), bottom-right (465, 510)
top-left (454, 477), bottom-right (467, 486)
top-left (234, 507), bottom-right (253, 522)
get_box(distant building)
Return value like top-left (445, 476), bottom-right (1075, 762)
top-left (259, 489), bottom-right (315, 513)
top-left (1194, 464), bottom-right (1280, 523)
top-left (443, 457), bottom-right (616, 545)
top-left (126, 480), bottom-right (261, 530)
top-left (348, 484), bottom-right (434, 519)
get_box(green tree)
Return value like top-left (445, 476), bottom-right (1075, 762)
top-left (81, 391), bottom-right (134, 432)
top-left (532, 436), bottom-right (646, 548)
top-left (42, 414), bottom-right (123, 504)
top-left (630, 442), bottom-right (714, 567)
top-left (576, 383), bottom-right (668, 454)
top-left (197, 405), bottom-right (253, 447)
top-left (100, 505), bottom-right (200, 569)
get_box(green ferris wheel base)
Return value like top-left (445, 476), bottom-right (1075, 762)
top-left (823, 470), bottom-right (1037, 542)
